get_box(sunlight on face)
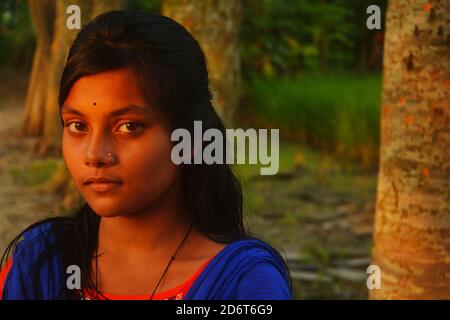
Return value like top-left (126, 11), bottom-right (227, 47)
top-left (61, 68), bottom-right (180, 217)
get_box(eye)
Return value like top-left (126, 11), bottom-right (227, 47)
top-left (117, 122), bottom-right (144, 133)
top-left (66, 122), bottom-right (88, 133)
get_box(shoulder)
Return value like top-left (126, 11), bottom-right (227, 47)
top-left (230, 238), bottom-right (293, 299)
top-left (7, 218), bottom-right (73, 269)
top-left (233, 258), bottom-right (293, 299)
top-left (13, 221), bottom-right (58, 258)
top-left (21, 220), bottom-right (56, 242)
top-left (1, 219), bottom-right (70, 299)
top-left (222, 237), bottom-right (288, 266)
top-left (192, 237), bottom-right (293, 300)
top-left (1, 221), bottom-right (54, 284)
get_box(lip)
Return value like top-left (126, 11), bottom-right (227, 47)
top-left (83, 176), bottom-right (123, 193)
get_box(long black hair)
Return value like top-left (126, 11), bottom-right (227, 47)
top-left (1, 10), bottom-right (292, 299)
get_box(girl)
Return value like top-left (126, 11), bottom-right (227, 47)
top-left (0, 10), bottom-right (292, 300)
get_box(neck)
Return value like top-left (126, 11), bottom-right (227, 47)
top-left (97, 187), bottom-right (192, 259)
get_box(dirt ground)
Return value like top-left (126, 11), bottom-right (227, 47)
top-left (242, 168), bottom-right (376, 299)
top-left (0, 73), bottom-right (61, 255)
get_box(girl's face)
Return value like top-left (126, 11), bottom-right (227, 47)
top-left (61, 68), bottom-right (180, 217)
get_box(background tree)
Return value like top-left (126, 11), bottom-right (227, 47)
top-left (371, 0), bottom-right (450, 299)
top-left (162, 0), bottom-right (242, 125)
top-left (21, 0), bottom-right (54, 140)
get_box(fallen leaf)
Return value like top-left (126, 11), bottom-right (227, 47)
top-left (423, 3), bottom-right (432, 12)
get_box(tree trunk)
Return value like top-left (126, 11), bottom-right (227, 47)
top-left (90, 0), bottom-right (125, 19)
top-left (371, 0), bottom-right (450, 299)
top-left (22, 0), bottom-right (55, 137)
top-left (162, 0), bottom-right (242, 126)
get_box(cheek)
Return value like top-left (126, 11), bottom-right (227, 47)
top-left (62, 134), bottom-right (82, 182)
top-left (122, 128), bottom-right (179, 200)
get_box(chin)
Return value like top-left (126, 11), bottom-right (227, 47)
top-left (85, 199), bottom-right (126, 218)
top-left (92, 210), bottom-right (123, 218)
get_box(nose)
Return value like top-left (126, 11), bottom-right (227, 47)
top-left (84, 131), bottom-right (117, 167)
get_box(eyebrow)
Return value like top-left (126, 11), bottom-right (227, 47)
top-left (61, 105), bottom-right (151, 117)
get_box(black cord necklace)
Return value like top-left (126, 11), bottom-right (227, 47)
top-left (149, 222), bottom-right (194, 300)
top-left (92, 222), bottom-right (194, 300)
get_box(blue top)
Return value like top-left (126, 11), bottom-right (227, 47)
top-left (2, 222), bottom-right (293, 300)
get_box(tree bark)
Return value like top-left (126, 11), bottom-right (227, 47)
top-left (90, 0), bottom-right (125, 20)
top-left (162, 0), bottom-right (242, 126)
top-left (371, 0), bottom-right (450, 299)
top-left (22, 0), bottom-right (55, 137)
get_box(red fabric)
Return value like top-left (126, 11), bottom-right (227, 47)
top-left (0, 257), bottom-right (13, 298)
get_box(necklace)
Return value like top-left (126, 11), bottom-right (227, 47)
top-left (149, 222), bottom-right (193, 300)
top-left (92, 222), bottom-right (194, 300)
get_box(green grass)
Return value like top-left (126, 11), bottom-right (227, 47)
top-left (233, 138), bottom-right (369, 180)
top-left (233, 141), bottom-right (298, 178)
top-left (245, 73), bottom-right (382, 167)
top-left (10, 158), bottom-right (61, 187)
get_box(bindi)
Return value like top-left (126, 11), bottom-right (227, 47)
top-left (93, 102), bottom-right (96, 106)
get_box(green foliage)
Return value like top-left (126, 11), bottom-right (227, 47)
top-left (0, 0), bottom-right (35, 72)
top-left (126, 0), bottom-right (160, 12)
top-left (0, 0), bottom-right (388, 76)
top-left (241, 0), bottom-right (387, 77)
top-left (247, 73), bottom-right (381, 166)
top-left (0, 0), bottom-right (161, 72)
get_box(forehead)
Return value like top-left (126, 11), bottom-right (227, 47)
top-left (61, 68), bottom-right (150, 115)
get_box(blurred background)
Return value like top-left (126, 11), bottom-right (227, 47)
top-left (0, 0), bottom-right (388, 299)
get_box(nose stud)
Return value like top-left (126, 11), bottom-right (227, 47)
top-left (107, 153), bottom-right (112, 157)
